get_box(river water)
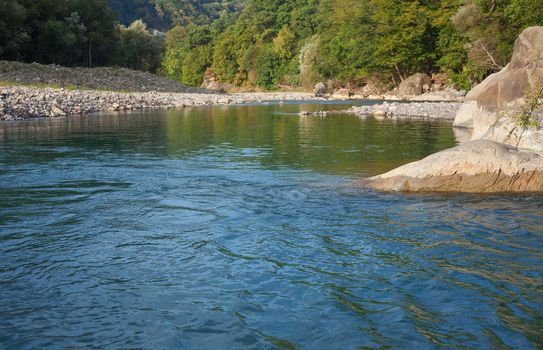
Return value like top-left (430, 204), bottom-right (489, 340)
top-left (1, 102), bottom-right (542, 349)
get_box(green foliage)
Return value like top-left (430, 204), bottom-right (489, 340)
top-left (0, 0), bottom-right (29, 60)
top-left (107, 0), bottom-right (242, 30)
top-left (273, 26), bottom-right (296, 59)
top-left (516, 82), bottom-right (543, 128)
top-left (0, 0), bottom-right (117, 67)
top-left (2, 0), bottom-right (543, 90)
top-left (256, 46), bottom-right (279, 89)
top-left (182, 45), bottom-right (212, 86)
top-left (115, 20), bottom-right (163, 73)
top-left (370, 0), bottom-right (434, 80)
top-left (161, 24), bottom-right (215, 86)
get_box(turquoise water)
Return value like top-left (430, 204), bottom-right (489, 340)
top-left (0, 103), bottom-right (542, 349)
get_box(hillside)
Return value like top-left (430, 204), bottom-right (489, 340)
top-left (0, 61), bottom-right (196, 93)
top-left (107, 0), bottom-right (243, 30)
top-left (160, 0), bottom-right (543, 91)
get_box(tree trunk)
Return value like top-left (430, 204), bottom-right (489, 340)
top-left (89, 41), bottom-right (92, 68)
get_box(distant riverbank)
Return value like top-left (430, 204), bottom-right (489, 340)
top-left (0, 61), bottom-right (462, 121)
top-left (0, 86), bottom-right (317, 120)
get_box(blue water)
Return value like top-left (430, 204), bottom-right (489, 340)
top-left (0, 104), bottom-right (542, 349)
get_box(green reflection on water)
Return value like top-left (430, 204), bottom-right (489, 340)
top-left (0, 102), bottom-right (457, 177)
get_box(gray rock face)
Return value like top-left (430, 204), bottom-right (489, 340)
top-left (314, 82), bottom-right (327, 97)
top-left (398, 73), bottom-right (431, 97)
top-left (363, 27), bottom-right (543, 192)
top-left (453, 26), bottom-right (543, 151)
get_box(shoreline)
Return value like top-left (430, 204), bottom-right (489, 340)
top-left (342, 101), bottom-right (462, 121)
top-left (0, 85), bottom-right (463, 122)
top-left (0, 86), bottom-right (317, 121)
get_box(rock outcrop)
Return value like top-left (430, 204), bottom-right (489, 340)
top-left (333, 88), bottom-right (353, 98)
top-left (453, 26), bottom-right (543, 151)
top-left (364, 27), bottom-right (543, 192)
top-left (314, 82), bottom-right (327, 97)
top-left (366, 140), bottom-right (543, 193)
top-left (201, 69), bottom-right (231, 92)
top-left (398, 73), bottom-right (431, 97)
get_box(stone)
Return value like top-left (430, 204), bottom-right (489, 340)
top-left (51, 106), bottom-right (66, 116)
top-left (201, 69), bottom-right (228, 92)
top-left (453, 26), bottom-right (543, 151)
top-left (359, 83), bottom-right (383, 97)
top-left (314, 82), bottom-right (327, 97)
top-left (334, 88), bottom-right (352, 98)
top-left (413, 88), bottom-right (466, 102)
top-left (373, 110), bottom-right (386, 119)
top-left (364, 140), bottom-right (543, 193)
top-left (398, 73), bottom-right (432, 97)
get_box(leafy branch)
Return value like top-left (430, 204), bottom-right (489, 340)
top-left (517, 81), bottom-right (543, 128)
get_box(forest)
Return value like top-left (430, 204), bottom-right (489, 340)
top-left (1, 0), bottom-right (542, 90)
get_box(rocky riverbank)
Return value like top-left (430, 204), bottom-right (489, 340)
top-left (362, 26), bottom-right (543, 193)
top-left (344, 101), bottom-right (462, 121)
top-left (0, 86), bottom-right (314, 120)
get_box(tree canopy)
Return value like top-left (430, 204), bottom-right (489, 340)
top-left (1, 0), bottom-right (542, 90)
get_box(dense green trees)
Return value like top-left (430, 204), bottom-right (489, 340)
top-left (0, 0), bottom-right (118, 67)
top-left (2, 0), bottom-right (543, 90)
top-left (176, 0), bottom-right (542, 90)
top-left (0, 0), bottom-right (238, 70)
top-left (115, 20), bottom-right (163, 72)
top-left (107, 0), bottom-right (243, 30)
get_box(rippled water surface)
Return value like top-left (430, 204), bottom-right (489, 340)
top-left (1, 102), bottom-right (542, 349)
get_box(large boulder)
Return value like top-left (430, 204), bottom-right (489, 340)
top-left (359, 82), bottom-right (383, 97)
top-left (363, 27), bottom-right (543, 193)
top-left (364, 140), bottom-right (543, 193)
top-left (333, 88), bottom-right (353, 98)
top-left (314, 82), bottom-right (327, 97)
top-left (453, 26), bottom-right (543, 151)
top-left (398, 73), bottom-right (431, 97)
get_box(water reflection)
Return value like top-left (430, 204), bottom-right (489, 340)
top-left (0, 103), bottom-right (541, 349)
top-left (0, 103), bottom-right (456, 177)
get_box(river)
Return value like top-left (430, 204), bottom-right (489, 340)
top-left (1, 102), bottom-right (542, 349)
